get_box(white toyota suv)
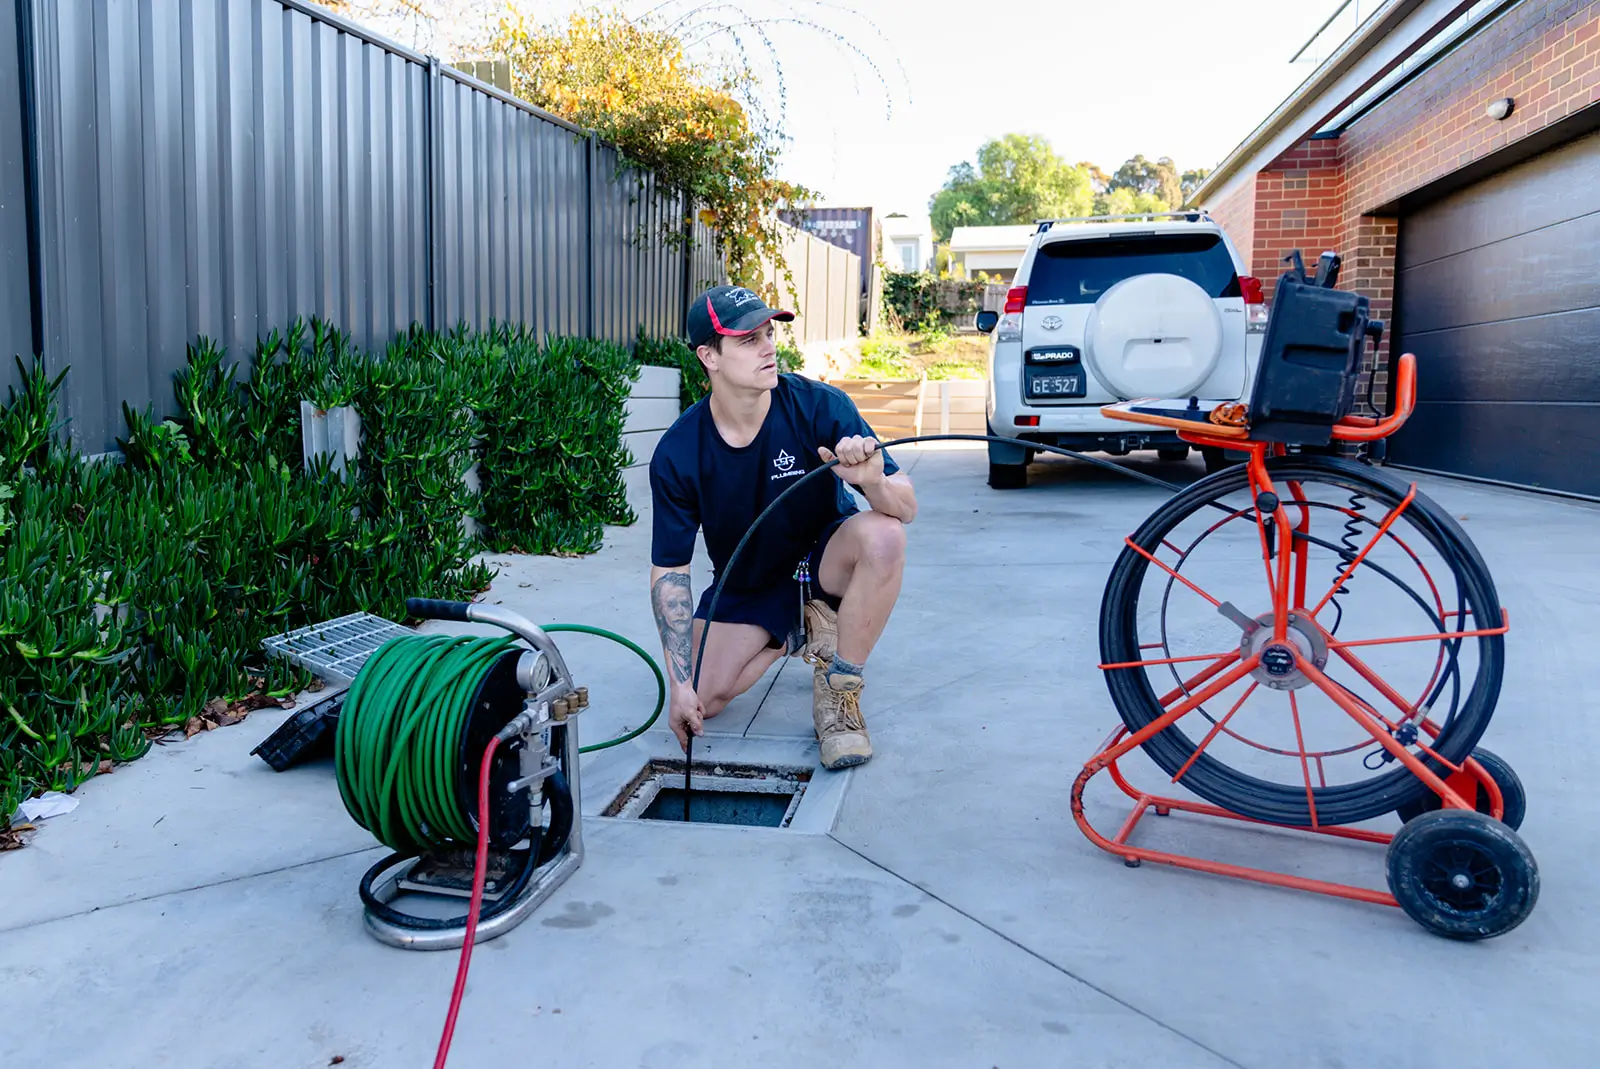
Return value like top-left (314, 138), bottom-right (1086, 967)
top-left (976, 212), bottom-right (1265, 488)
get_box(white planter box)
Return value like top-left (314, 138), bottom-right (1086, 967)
top-left (299, 402), bottom-right (361, 479)
top-left (622, 366), bottom-right (682, 514)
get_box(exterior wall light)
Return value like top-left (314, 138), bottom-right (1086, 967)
top-left (1486, 97), bottom-right (1514, 121)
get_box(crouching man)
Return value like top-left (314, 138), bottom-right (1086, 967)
top-left (648, 285), bottom-right (917, 769)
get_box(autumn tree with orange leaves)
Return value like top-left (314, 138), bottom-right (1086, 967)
top-left (489, 7), bottom-right (814, 294)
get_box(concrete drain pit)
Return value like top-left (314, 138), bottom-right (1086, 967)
top-left (602, 761), bottom-right (812, 829)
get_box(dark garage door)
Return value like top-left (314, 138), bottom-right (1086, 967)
top-left (1388, 128), bottom-right (1600, 496)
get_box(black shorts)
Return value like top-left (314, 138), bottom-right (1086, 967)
top-left (695, 516), bottom-right (848, 650)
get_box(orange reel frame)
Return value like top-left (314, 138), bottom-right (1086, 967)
top-left (1077, 354), bottom-right (1512, 910)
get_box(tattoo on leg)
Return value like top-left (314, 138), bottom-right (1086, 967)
top-left (651, 572), bottom-right (695, 684)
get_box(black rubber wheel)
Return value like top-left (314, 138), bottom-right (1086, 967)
top-left (1157, 446), bottom-right (1189, 463)
top-left (1396, 747), bottom-right (1525, 830)
top-left (1099, 455), bottom-right (1505, 827)
top-left (1386, 809), bottom-right (1538, 940)
top-left (988, 461), bottom-right (1028, 490)
top-left (1200, 446), bottom-right (1238, 474)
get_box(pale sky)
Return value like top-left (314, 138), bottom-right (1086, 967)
top-left (347, 0), bottom-right (1369, 216)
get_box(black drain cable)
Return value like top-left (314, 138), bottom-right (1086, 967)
top-left (680, 431), bottom-right (1192, 817)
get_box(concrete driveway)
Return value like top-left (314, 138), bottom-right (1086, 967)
top-left (2, 444), bottom-right (1595, 1069)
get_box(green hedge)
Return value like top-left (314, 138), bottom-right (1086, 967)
top-left (0, 321), bottom-right (649, 830)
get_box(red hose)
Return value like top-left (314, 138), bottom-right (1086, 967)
top-left (432, 735), bottom-right (499, 1069)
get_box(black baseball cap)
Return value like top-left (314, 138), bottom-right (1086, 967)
top-left (686, 285), bottom-right (794, 348)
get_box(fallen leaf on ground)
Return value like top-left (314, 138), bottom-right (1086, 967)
top-left (0, 824), bottom-right (33, 850)
top-left (185, 689), bottom-right (297, 737)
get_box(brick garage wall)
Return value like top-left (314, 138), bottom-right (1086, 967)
top-left (1209, 0), bottom-right (1600, 414)
top-left (1252, 138), bottom-right (1346, 301)
top-left (1341, 0), bottom-right (1600, 220)
top-left (1207, 172), bottom-right (1256, 271)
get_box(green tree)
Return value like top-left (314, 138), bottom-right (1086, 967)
top-left (1094, 186), bottom-right (1168, 217)
top-left (1181, 167), bottom-right (1213, 205)
top-left (1110, 153), bottom-right (1182, 210)
top-left (928, 134), bottom-right (1094, 242)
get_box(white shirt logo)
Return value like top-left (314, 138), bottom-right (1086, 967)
top-left (770, 447), bottom-right (802, 481)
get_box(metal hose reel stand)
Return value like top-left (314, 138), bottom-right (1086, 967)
top-left (263, 600), bottom-right (591, 951)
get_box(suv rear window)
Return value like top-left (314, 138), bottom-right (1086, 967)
top-left (1026, 232), bottom-right (1240, 305)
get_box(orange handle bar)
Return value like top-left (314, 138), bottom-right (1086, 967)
top-left (1332, 352), bottom-right (1415, 442)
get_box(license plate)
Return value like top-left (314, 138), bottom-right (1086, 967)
top-left (1029, 373), bottom-right (1084, 398)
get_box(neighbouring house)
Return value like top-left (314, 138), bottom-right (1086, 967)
top-left (1196, 0), bottom-right (1600, 498)
top-left (881, 213), bottom-right (935, 273)
top-left (946, 224), bottom-right (1035, 282)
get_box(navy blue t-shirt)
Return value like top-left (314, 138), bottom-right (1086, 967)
top-left (649, 374), bottom-right (901, 592)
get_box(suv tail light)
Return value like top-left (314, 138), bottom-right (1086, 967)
top-left (1241, 275), bottom-right (1268, 333)
top-left (1004, 286), bottom-right (1028, 313)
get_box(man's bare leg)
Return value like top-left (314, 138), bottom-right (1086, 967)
top-left (816, 510), bottom-right (908, 665)
top-left (808, 510), bottom-right (907, 768)
top-left (691, 618), bottom-right (785, 718)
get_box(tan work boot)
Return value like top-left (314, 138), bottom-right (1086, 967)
top-left (800, 599), bottom-right (838, 664)
top-left (814, 668), bottom-right (871, 769)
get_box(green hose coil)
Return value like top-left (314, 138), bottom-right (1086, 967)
top-left (335, 625), bottom-right (666, 854)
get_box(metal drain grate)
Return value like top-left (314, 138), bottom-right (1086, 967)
top-left (262, 612), bottom-right (412, 684)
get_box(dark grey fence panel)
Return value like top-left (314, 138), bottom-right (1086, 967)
top-left (589, 142), bottom-right (688, 345)
top-left (9, 0), bottom-right (743, 453)
top-left (0, 0), bottom-right (32, 394)
top-left (26, 0), bottom-right (430, 452)
top-left (434, 70), bottom-right (591, 338)
top-left (690, 214), bottom-right (725, 298)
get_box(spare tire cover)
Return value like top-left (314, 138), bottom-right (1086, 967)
top-left (1083, 273), bottom-right (1223, 399)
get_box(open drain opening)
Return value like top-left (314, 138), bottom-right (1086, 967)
top-left (603, 760), bottom-right (812, 829)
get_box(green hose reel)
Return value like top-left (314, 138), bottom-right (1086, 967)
top-left (326, 599), bottom-right (664, 950)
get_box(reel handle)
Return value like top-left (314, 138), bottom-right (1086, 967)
top-left (407, 598), bottom-right (472, 622)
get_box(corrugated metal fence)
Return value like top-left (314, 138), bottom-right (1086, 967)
top-left (0, 0), bottom-right (32, 385)
top-left (0, 0), bottom-right (747, 454)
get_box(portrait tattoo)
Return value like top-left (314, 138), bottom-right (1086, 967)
top-left (651, 571), bottom-right (695, 684)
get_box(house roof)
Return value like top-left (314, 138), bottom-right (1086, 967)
top-left (948, 224), bottom-right (1036, 252)
top-left (1192, 0), bottom-right (1474, 206)
top-left (881, 214), bottom-right (931, 239)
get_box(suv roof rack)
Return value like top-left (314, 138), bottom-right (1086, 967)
top-left (1034, 209), bottom-right (1213, 232)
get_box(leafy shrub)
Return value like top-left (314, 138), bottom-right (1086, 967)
top-left (884, 271), bottom-right (990, 329)
top-left (0, 320), bottom-right (642, 833)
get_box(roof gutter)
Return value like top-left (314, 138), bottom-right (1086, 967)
top-left (1192, 0), bottom-right (1473, 204)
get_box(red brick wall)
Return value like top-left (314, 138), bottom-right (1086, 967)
top-left (1207, 173), bottom-right (1256, 273)
top-left (1207, 0), bottom-right (1600, 412)
top-left (1251, 148), bottom-right (1346, 300)
top-left (1341, 0), bottom-right (1600, 219)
